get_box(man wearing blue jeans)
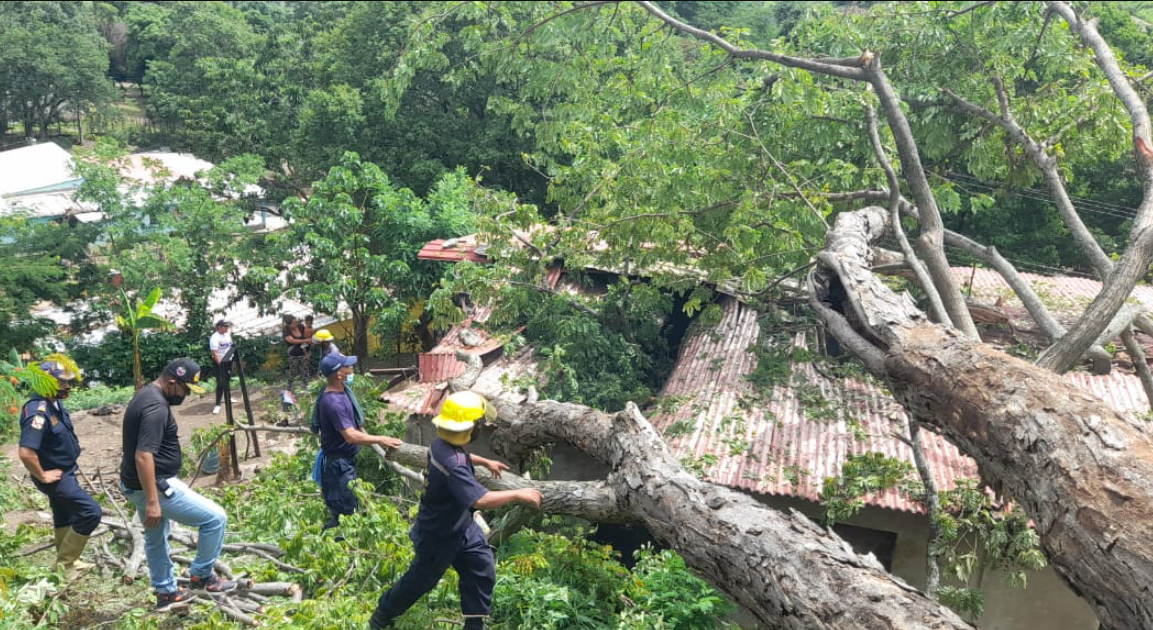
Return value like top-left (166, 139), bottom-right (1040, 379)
top-left (120, 358), bottom-right (236, 611)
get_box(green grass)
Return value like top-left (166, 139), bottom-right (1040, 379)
top-left (66, 384), bottom-right (136, 412)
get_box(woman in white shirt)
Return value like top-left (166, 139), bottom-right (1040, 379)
top-left (209, 320), bottom-right (234, 414)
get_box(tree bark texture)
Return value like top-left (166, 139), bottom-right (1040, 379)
top-left (473, 397), bottom-right (973, 629)
top-left (352, 309), bottom-right (370, 364)
top-left (814, 206), bottom-right (1153, 630)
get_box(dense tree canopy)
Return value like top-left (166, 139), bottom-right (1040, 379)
top-left (0, 1), bottom-right (115, 139)
top-left (247, 153), bottom-right (477, 361)
top-left (4, 2), bottom-right (1153, 628)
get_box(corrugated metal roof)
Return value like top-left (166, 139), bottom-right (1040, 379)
top-left (419, 353), bottom-right (468, 383)
top-left (955, 267), bottom-right (1153, 324)
top-left (382, 379), bottom-right (445, 415)
top-left (415, 269), bottom-right (565, 382)
top-left (417, 235), bottom-right (486, 263)
top-left (650, 295), bottom-right (1150, 514)
top-left (0, 143), bottom-right (78, 197)
top-left (0, 192), bottom-right (96, 220)
top-left (118, 152), bottom-right (215, 185)
top-left (386, 346), bottom-right (539, 416)
top-left (470, 347), bottom-right (539, 398)
top-left (419, 305), bottom-right (506, 382)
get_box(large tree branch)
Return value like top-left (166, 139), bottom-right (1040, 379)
top-left (864, 61), bottom-right (979, 338)
top-left (815, 205), bottom-right (1153, 630)
top-left (1047, 1), bottom-right (1153, 184)
top-left (865, 104), bottom-right (952, 327)
top-left (634, 1), bottom-right (868, 81)
top-left (236, 424), bottom-right (626, 521)
top-left (941, 86), bottom-right (1116, 275)
top-left (477, 394), bottom-right (971, 629)
top-left (1037, 226), bottom-right (1153, 371)
top-left (942, 7), bottom-right (1153, 376)
top-left (638, 0), bottom-right (984, 335)
top-left (819, 189), bottom-right (1114, 366)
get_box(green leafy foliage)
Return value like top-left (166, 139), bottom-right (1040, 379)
top-left (0, 2), bottom-right (115, 139)
top-left (0, 214), bottom-right (102, 354)
top-left (820, 454), bottom-right (1048, 619)
top-left (63, 384), bottom-right (136, 411)
top-left (76, 139), bottom-right (265, 349)
top-left (819, 452), bottom-right (915, 526)
top-left (625, 546), bottom-right (736, 629)
top-left (248, 153), bottom-right (476, 361)
top-left (68, 331), bottom-right (203, 388)
top-left (932, 479), bottom-right (1047, 616)
top-left (0, 352), bottom-right (85, 440)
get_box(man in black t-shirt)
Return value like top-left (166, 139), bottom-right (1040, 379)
top-left (120, 358), bottom-right (237, 612)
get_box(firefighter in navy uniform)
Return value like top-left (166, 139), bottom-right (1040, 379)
top-left (369, 391), bottom-right (543, 630)
top-left (16, 359), bottom-right (102, 579)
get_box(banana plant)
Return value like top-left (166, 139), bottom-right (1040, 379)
top-left (115, 287), bottom-right (174, 389)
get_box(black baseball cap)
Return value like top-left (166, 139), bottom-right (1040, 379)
top-left (215, 320), bottom-right (232, 328)
top-left (162, 358), bottom-right (206, 394)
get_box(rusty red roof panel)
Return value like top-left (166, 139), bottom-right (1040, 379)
top-left (651, 295), bottom-right (1152, 514)
top-left (419, 353), bottom-right (467, 383)
top-left (384, 346), bottom-right (539, 417)
top-left (418, 235), bottom-right (486, 263)
top-left (381, 379), bottom-right (442, 415)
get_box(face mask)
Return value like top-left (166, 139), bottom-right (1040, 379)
top-left (345, 373), bottom-right (355, 385)
top-left (165, 394), bottom-right (187, 406)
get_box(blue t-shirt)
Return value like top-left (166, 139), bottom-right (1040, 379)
top-left (413, 438), bottom-right (489, 543)
top-left (19, 396), bottom-right (80, 471)
top-left (318, 390), bottom-right (361, 459)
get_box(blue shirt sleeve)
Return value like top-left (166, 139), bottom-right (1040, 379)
top-left (436, 449), bottom-right (489, 509)
top-left (18, 401), bottom-right (48, 451)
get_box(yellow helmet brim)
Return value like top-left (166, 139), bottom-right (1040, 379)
top-left (432, 416), bottom-right (476, 432)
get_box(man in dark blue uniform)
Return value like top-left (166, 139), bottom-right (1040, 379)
top-left (369, 391), bottom-right (543, 630)
top-left (17, 358), bottom-right (102, 579)
top-left (314, 352), bottom-right (402, 530)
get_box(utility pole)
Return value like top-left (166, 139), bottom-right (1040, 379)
top-left (76, 92), bottom-right (84, 145)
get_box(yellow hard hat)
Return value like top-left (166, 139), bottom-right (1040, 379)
top-left (432, 391), bottom-right (489, 432)
top-left (312, 329), bottom-right (334, 343)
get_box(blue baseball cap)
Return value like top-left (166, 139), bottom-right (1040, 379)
top-left (39, 361), bottom-right (77, 382)
top-left (320, 352), bottom-right (357, 377)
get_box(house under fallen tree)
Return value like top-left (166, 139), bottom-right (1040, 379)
top-left (393, 235), bottom-right (1148, 628)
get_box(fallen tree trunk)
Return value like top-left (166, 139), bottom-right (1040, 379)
top-left (462, 394), bottom-right (970, 628)
top-left (241, 389), bottom-right (971, 626)
top-left (811, 206), bottom-right (1153, 630)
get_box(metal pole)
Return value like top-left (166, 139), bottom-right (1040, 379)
top-left (221, 351), bottom-right (241, 478)
top-left (233, 345), bottom-right (261, 458)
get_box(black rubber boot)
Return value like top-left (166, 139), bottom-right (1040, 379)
top-left (367, 609), bottom-right (392, 630)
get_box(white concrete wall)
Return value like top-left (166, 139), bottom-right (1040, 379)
top-left (760, 494), bottom-right (1099, 630)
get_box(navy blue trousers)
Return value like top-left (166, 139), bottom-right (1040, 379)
top-left (372, 523), bottom-right (495, 627)
top-left (320, 456), bottom-right (358, 530)
top-left (32, 469), bottom-right (102, 535)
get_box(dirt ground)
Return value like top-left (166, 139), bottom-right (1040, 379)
top-left (2, 385), bottom-right (307, 532)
